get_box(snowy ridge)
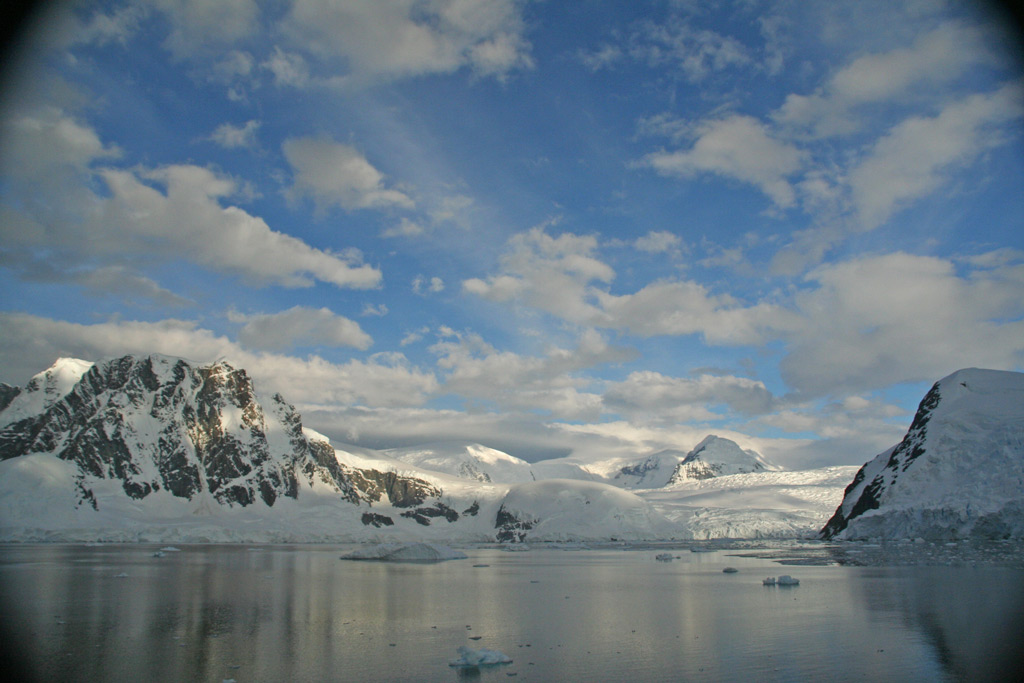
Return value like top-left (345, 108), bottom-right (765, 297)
top-left (821, 368), bottom-right (1024, 540)
top-left (0, 355), bottom-right (968, 543)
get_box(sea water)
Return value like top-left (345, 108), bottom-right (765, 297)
top-left (1, 543), bottom-right (1021, 682)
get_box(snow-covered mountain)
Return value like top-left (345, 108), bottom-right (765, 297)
top-left (821, 368), bottom-right (1024, 540)
top-left (667, 435), bottom-right (778, 483)
top-left (0, 355), bottom-right (867, 543)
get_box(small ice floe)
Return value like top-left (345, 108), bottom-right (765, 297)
top-left (655, 553), bottom-right (674, 562)
top-left (340, 542), bottom-right (468, 562)
top-left (690, 547), bottom-right (715, 553)
top-left (114, 572), bottom-right (129, 578)
top-left (763, 577), bottom-right (777, 586)
top-left (160, 547), bottom-right (181, 552)
top-left (777, 575), bottom-right (800, 586)
top-left (448, 646), bottom-right (513, 668)
top-left (722, 567), bottom-right (738, 573)
top-left (152, 551), bottom-right (166, 558)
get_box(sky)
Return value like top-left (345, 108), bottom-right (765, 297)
top-left (0, 0), bottom-right (1022, 468)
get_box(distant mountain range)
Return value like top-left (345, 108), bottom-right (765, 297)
top-left (2, 355), bottom-right (1019, 543)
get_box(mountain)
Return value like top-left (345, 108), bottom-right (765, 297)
top-left (820, 368), bottom-right (1024, 540)
top-left (0, 355), bottom-right (861, 543)
top-left (667, 435), bottom-right (777, 483)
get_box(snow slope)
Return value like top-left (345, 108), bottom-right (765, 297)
top-left (385, 442), bottom-right (536, 483)
top-left (821, 368), bottom-right (1024, 540)
top-left (669, 435), bottom-right (778, 482)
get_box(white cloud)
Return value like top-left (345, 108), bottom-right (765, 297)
top-left (282, 0), bottom-right (533, 83)
top-left (603, 371), bottom-right (776, 423)
top-left (413, 276), bottom-right (445, 295)
top-left (209, 120), bottom-right (260, 149)
top-left (148, 0), bottom-right (260, 59)
top-left (0, 108), bottom-right (381, 292)
top-left (848, 83), bottom-right (1024, 230)
top-left (361, 303), bottom-right (388, 317)
top-left (429, 328), bottom-right (634, 420)
top-left (775, 21), bottom-right (996, 138)
top-left (0, 313), bottom-right (435, 408)
top-left (234, 306), bottom-right (372, 351)
top-left (641, 115), bottom-right (805, 208)
top-left (462, 227), bottom-right (614, 323)
top-left (629, 17), bottom-right (752, 82)
top-left (634, 230), bottom-right (683, 255)
top-left (596, 280), bottom-right (799, 345)
top-left (781, 251), bottom-right (1024, 396)
top-left (283, 136), bottom-right (415, 212)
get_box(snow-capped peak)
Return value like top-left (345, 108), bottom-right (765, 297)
top-left (668, 435), bottom-right (777, 483)
top-left (385, 441), bottom-right (534, 483)
top-left (0, 357), bottom-right (94, 428)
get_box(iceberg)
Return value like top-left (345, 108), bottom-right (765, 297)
top-left (340, 542), bottom-right (468, 562)
top-left (763, 577), bottom-right (776, 585)
top-left (655, 553), bottom-right (674, 562)
top-left (448, 646), bottom-right (512, 668)
top-left (777, 575), bottom-right (799, 586)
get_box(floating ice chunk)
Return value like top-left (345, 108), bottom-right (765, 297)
top-left (114, 573), bottom-right (128, 578)
top-left (763, 577), bottom-right (777, 585)
top-left (160, 547), bottom-right (181, 552)
top-left (690, 547), bottom-right (715, 553)
top-left (655, 553), bottom-right (674, 562)
top-left (340, 542), bottom-right (468, 562)
top-left (777, 575), bottom-right (799, 586)
top-left (152, 551), bottom-right (166, 558)
top-left (722, 567), bottom-right (738, 573)
top-left (448, 646), bottom-right (513, 668)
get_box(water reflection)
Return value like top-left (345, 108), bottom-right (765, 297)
top-left (1, 544), bottom-right (1022, 681)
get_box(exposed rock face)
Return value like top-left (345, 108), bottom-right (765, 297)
top-left (821, 369), bottom-right (1024, 540)
top-left (0, 355), bottom-right (358, 509)
top-left (0, 384), bottom-right (20, 413)
top-left (494, 505), bottom-right (535, 543)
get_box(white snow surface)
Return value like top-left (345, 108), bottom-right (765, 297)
top-left (836, 368), bottom-right (1024, 540)
top-left (669, 435), bottom-right (779, 482)
top-left (0, 358), bottom-right (93, 428)
top-left (386, 442), bottom-right (536, 483)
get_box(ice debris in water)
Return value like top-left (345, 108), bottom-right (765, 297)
top-left (722, 567), bottom-right (738, 573)
top-left (763, 577), bottom-right (776, 585)
top-left (449, 646), bottom-right (513, 668)
top-left (160, 547), bottom-right (181, 552)
top-left (777, 575), bottom-right (799, 586)
top-left (114, 573), bottom-right (128, 578)
top-left (655, 553), bottom-right (674, 562)
top-left (340, 542), bottom-right (468, 562)
top-left (152, 551), bottom-right (165, 558)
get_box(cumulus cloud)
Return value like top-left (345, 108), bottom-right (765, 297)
top-left (0, 107), bottom-right (382, 293)
top-left (641, 115), bottom-right (805, 208)
top-left (848, 83), bottom-right (1024, 230)
top-left (281, 0), bottom-right (533, 83)
top-left (283, 136), bottom-right (414, 212)
top-left (634, 230), bottom-right (684, 255)
top-left (462, 227), bottom-right (614, 323)
top-left (209, 119), bottom-right (260, 149)
top-left (429, 328), bottom-right (634, 420)
top-left (781, 251), bottom-right (1024, 396)
top-left (603, 371), bottom-right (777, 423)
top-left (149, 0), bottom-right (260, 60)
top-left (0, 312), bottom-right (434, 408)
top-left (775, 21), bottom-right (996, 138)
top-left (233, 306), bottom-right (372, 351)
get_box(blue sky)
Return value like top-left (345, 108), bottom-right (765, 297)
top-left (1, 0), bottom-right (1022, 467)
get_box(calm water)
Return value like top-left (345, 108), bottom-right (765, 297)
top-left (1, 544), bottom-right (1022, 682)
